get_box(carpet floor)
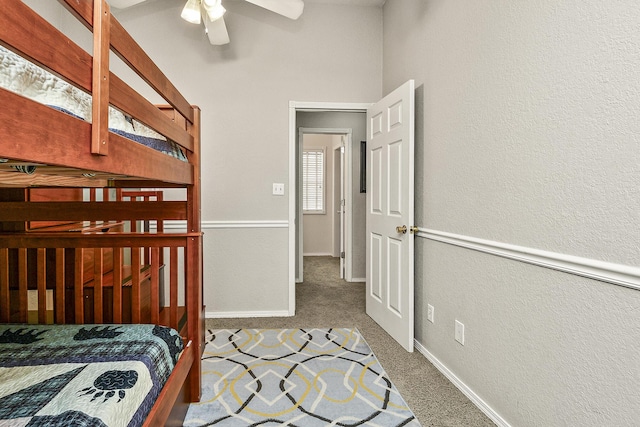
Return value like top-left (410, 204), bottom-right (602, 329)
top-left (201, 256), bottom-right (495, 427)
top-left (184, 328), bottom-right (421, 426)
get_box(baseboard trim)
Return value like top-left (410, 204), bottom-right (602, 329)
top-left (303, 253), bottom-right (335, 257)
top-left (417, 228), bottom-right (640, 292)
top-left (206, 310), bottom-right (292, 319)
top-left (350, 277), bottom-right (366, 283)
top-left (414, 339), bottom-right (512, 427)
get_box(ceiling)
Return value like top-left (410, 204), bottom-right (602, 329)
top-left (305, 0), bottom-right (385, 5)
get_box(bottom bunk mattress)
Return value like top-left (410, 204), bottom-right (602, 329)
top-left (0, 323), bottom-right (183, 427)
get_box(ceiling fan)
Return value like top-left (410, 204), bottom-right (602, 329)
top-left (108, 0), bottom-right (305, 46)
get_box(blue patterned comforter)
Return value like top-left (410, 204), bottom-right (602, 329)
top-left (0, 324), bottom-right (183, 427)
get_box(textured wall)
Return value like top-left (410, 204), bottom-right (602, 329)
top-left (385, 0), bottom-right (640, 262)
top-left (384, 0), bottom-right (640, 425)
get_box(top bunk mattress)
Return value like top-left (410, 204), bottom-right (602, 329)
top-left (0, 45), bottom-right (187, 167)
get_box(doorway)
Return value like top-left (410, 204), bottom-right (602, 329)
top-left (298, 130), bottom-right (349, 282)
top-left (288, 102), bottom-right (370, 314)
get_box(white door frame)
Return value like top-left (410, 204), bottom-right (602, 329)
top-left (288, 102), bottom-right (371, 315)
top-left (338, 137), bottom-right (346, 279)
top-left (298, 127), bottom-right (351, 283)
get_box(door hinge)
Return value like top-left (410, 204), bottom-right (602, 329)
top-left (341, 252), bottom-right (345, 259)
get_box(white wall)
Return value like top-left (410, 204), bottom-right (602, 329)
top-left (383, 0), bottom-right (640, 426)
top-left (110, 0), bottom-right (382, 315)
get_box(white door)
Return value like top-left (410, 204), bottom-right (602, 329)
top-left (366, 80), bottom-right (415, 352)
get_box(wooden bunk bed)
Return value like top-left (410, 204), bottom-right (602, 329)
top-left (0, 1), bottom-right (203, 426)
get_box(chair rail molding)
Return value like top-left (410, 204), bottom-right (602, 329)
top-left (417, 228), bottom-right (640, 292)
top-left (155, 220), bottom-right (289, 230)
top-left (202, 220), bottom-right (289, 229)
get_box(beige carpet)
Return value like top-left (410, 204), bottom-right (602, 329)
top-left (205, 256), bottom-right (496, 427)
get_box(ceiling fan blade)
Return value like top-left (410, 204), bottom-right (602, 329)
top-left (244, 0), bottom-right (304, 20)
top-left (107, 0), bottom-right (147, 9)
top-left (204, 15), bottom-right (230, 45)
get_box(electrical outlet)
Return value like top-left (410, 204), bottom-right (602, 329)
top-left (455, 320), bottom-right (465, 345)
top-left (427, 304), bottom-right (435, 323)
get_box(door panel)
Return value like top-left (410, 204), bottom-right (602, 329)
top-left (387, 237), bottom-right (402, 314)
top-left (388, 140), bottom-right (403, 216)
top-left (370, 233), bottom-right (383, 301)
top-left (366, 80), bottom-right (415, 352)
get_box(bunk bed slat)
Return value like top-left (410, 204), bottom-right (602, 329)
top-left (132, 247), bottom-right (141, 323)
top-left (55, 248), bottom-right (66, 324)
top-left (0, 172), bottom-right (109, 189)
top-left (0, 201), bottom-right (188, 222)
top-left (74, 249), bottom-right (84, 323)
top-left (93, 248), bottom-right (104, 323)
top-left (0, 248), bottom-right (8, 322)
top-left (150, 247), bottom-right (160, 325)
top-left (113, 247), bottom-right (123, 324)
top-left (0, 233), bottom-right (194, 249)
top-left (18, 248), bottom-right (28, 323)
top-left (36, 249), bottom-right (46, 323)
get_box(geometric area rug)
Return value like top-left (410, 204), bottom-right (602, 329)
top-left (184, 328), bottom-right (422, 426)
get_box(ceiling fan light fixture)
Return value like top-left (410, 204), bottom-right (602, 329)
top-left (203, 0), bottom-right (226, 21)
top-left (181, 0), bottom-right (202, 24)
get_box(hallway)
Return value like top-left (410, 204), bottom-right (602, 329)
top-left (206, 256), bottom-right (494, 426)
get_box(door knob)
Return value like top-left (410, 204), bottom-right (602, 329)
top-left (409, 226), bottom-right (419, 234)
top-left (396, 225), bottom-right (407, 234)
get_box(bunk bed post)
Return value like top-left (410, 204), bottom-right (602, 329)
top-left (92, 0), bottom-right (110, 156)
top-left (185, 106), bottom-right (203, 401)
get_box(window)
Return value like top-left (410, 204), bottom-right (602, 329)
top-left (302, 148), bottom-right (325, 214)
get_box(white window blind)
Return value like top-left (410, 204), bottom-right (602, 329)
top-left (303, 148), bottom-right (325, 213)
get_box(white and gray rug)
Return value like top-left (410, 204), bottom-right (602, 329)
top-left (184, 328), bottom-right (421, 426)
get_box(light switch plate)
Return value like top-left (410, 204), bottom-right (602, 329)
top-left (427, 304), bottom-right (434, 323)
top-left (273, 183), bottom-right (285, 195)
